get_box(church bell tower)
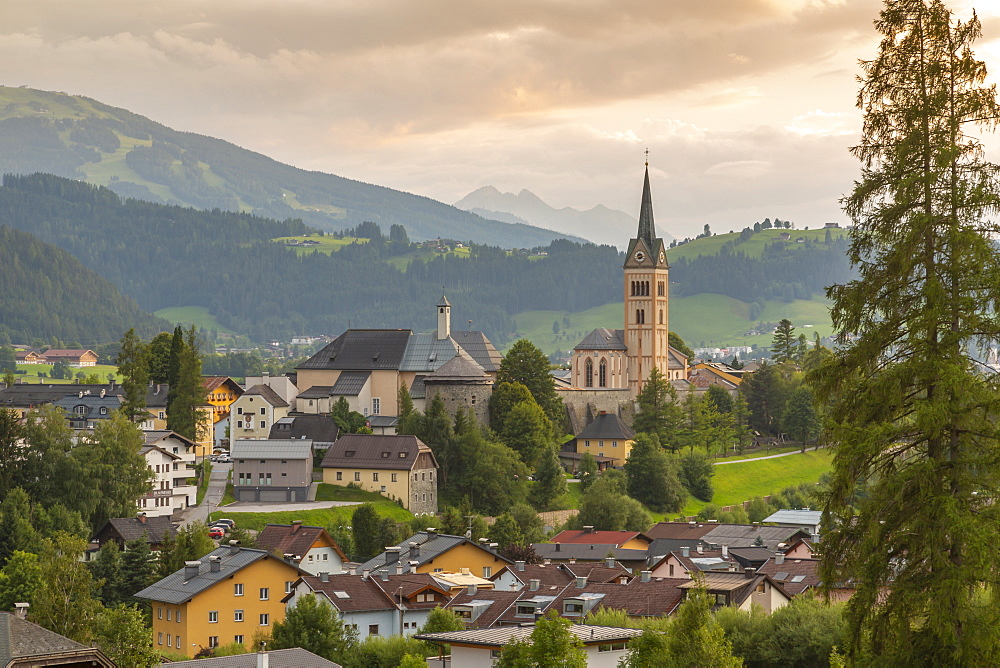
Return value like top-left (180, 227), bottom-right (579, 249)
top-left (623, 161), bottom-right (670, 397)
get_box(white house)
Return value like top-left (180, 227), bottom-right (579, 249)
top-left (139, 431), bottom-right (197, 517)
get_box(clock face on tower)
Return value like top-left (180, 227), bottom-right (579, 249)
top-left (659, 251), bottom-right (665, 264)
top-left (634, 250), bottom-right (645, 262)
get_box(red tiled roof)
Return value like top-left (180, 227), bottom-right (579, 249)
top-left (255, 524), bottom-right (346, 563)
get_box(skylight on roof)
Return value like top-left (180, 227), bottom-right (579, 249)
top-left (790, 575), bottom-right (806, 583)
top-left (774, 572), bottom-right (789, 581)
top-left (334, 591), bottom-right (350, 599)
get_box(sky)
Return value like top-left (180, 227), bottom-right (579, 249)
top-left (4, 0), bottom-right (1000, 241)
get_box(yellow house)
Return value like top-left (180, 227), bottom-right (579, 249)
top-left (572, 412), bottom-right (636, 467)
top-left (229, 384), bottom-right (289, 441)
top-left (359, 529), bottom-right (513, 580)
top-left (135, 542), bottom-right (306, 656)
top-left (202, 376), bottom-right (244, 425)
top-left (320, 434), bottom-right (439, 515)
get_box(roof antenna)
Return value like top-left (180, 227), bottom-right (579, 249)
top-left (645, 147), bottom-right (649, 167)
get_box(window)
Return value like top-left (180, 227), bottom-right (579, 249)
top-left (259, 588), bottom-right (269, 600)
top-left (369, 624), bottom-right (379, 636)
top-left (599, 642), bottom-right (628, 652)
top-left (208, 636), bottom-right (218, 648)
top-left (491, 650), bottom-right (503, 659)
top-left (599, 358), bottom-right (607, 387)
top-left (209, 611), bottom-right (218, 623)
top-left (237, 407), bottom-right (243, 415)
top-left (354, 472), bottom-right (361, 482)
top-left (391, 473), bottom-right (397, 482)
top-left (565, 602), bottom-right (584, 614)
top-left (159, 411), bottom-right (165, 419)
top-left (372, 472), bottom-right (379, 482)
top-left (234, 610), bottom-right (243, 622)
top-left (381, 486), bottom-right (386, 492)
top-left (372, 398), bottom-right (380, 415)
top-left (612, 441), bottom-right (618, 448)
top-left (158, 607), bottom-right (162, 619)
top-left (516, 604), bottom-right (536, 617)
top-left (167, 609), bottom-right (172, 621)
top-left (336, 471), bottom-right (343, 481)
top-left (714, 593), bottom-right (727, 605)
top-left (100, 407), bottom-right (108, 415)
top-left (399, 452), bottom-right (408, 458)
top-left (158, 632), bottom-right (163, 645)
top-left (167, 633), bottom-right (171, 646)
top-left (260, 420), bottom-right (266, 429)
top-left (345, 451), bottom-right (355, 457)
top-left (482, 567), bottom-right (492, 577)
top-left (585, 440), bottom-right (590, 447)
top-left (584, 358), bottom-right (593, 387)
top-left (669, 564), bottom-right (675, 577)
top-left (308, 554), bottom-right (314, 562)
top-left (381, 451), bottom-right (390, 458)
top-left (658, 281), bottom-right (665, 296)
top-left (176, 611), bottom-right (182, 623)
top-left (176, 636), bottom-right (181, 649)
top-left (260, 407), bottom-right (266, 415)
top-left (259, 613), bottom-right (270, 626)
top-left (285, 581), bottom-right (294, 594)
top-left (235, 635), bottom-right (244, 645)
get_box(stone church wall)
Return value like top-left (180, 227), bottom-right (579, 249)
top-left (558, 388), bottom-right (634, 434)
top-left (425, 382), bottom-right (492, 427)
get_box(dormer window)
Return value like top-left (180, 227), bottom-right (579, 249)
top-left (382, 452), bottom-right (390, 458)
top-left (398, 452), bottom-right (408, 458)
top-left (515, 604), bottom-right (536, 617)
top-left (100, 407), bottom-right (108, 415)
top-left (74, 405), bottom-right (87, 416)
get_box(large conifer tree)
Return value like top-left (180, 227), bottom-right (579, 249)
top-left (814, 1), bottom-right (1000, 662)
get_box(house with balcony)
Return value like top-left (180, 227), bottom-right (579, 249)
top-left (141, 430), bottom-right (198, 516)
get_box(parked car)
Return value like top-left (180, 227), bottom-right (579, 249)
top-left (216, 454), bottom-right (232, 463)
top-left (208, 526), bottom-right (225, 539)
top-left (212, 518), bottom-right (236, 530)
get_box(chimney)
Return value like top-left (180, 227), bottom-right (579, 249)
top-left (13, 602), bottom-right (28, 619)
top-left (467, 584), bottom-right (477, 595)
top-left (362, 570), bottom-right (370, 580)
top-left (320, 572), bottom-right (330, 582)
top-left (184, 561), bottom-right (201, 580)
top-left (722, 545), bottom-right (729, 559)
top-left (605, 557), bottom-right (615, 569)
top-left (426, 527), bottom-right (437, 537)
top-left (745, 567), bottom-right (757, 580)
top-left (569, 558), bottom-right (576, 564)
top-left (409, 542), bottom-right (420, 558)
top-left (209, 556), bottom-right (222, 573)
top-left (811, 533), bottom-right (821, 544)
top-left (349, 566), bottom-right (357, 576)
top-left (100, 389), bottom-right (106, 398)
top-left (583, 525), bottom-right (595, 533)
top-left (489, 543), bottom-right (498, 549)
top-left (291, 520), bottom-right (303, 534)
top-left (386, 547), bottom-right (401, 565)
top-left (529, 579), bottom-right (540, 591)
top-left (575, 576), bottom-right (587, 589)
top-left (155, 384), bottom-right (161, 394)
top-left (516, 561), bottom-right (526, 572)
top-left (681, 546), bottom-right (690, 558)
top-left (78, 391), bottom-right (84, 398)
top-left (283, 553), bottom-right (295, 563)
top-left (479, 538), bottom-right (489, 544)
top-left (697, 544), bottom-right (703, 554)
top-left (137, 512), bottom-right (147, 524)
top-left (257, 644), bottom-right (269, 668)
top-left (229, 540), bottom-right (241, 555)
top-left (543, 559), bottom-right (551, 565)
top-left (775, 554), bottom-right (785, 565)
top-left (396, 564), bottom-right (404, 576)
top-left (640, 571), bottom-right (651, 583)
top-left (688, 521), bottom-right (696, 526)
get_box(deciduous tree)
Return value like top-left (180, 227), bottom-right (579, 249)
top-left (271, 592), bottom-right (355, 662)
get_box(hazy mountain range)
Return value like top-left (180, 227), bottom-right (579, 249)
top-left (0, 86), bottom-right (586, 249)
top-left (455, 185), bottom-right (674, 249)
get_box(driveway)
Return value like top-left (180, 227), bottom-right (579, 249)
top-left (218, 499), bottom-right (362, 514)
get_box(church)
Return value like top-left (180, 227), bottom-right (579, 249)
top-left (564, 161), bottom-right (689, 417)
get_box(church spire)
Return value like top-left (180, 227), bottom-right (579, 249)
top-left (637, 159), bottom-right (656, 250)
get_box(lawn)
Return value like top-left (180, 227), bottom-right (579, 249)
top-left (210, 484), bottom-right (413, 531)
top-left (678, 448), bottom-right (834, 517)
top-left (154, 306), bottom-right (236, 334)
top-left (665, 228), bottom-right (848, 262)
top-left (15, 363), bottom-right (120, 384)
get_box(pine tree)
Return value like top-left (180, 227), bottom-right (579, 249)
top-left (771, 319), bottom-right (796, 363)
top-left (813, 1), bottom-right (1000, 662)
top-left (529, 444), bottom-right (567, 510)
top-left (623, 433), bottom-right (686, 513)
top-left (116, 328), bottom-right (149, 422)
top-left (166, 326), bottom-right (208, 442)
top-left (632, 368), bottom-right (683, 451)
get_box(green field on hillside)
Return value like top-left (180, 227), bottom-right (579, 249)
top-left (666, 227), bottom-right (848, 262)
top-left (15, 363), bottom-right (120, 384)
top-left (154, 306), bottom-right (236, 334)
top-left (510, 294), bottom-right (835, 355)
top-left (678, 448), bottom-right (834, 517)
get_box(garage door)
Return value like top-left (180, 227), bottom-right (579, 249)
top-left (258, 489), bottom-right (288, 502)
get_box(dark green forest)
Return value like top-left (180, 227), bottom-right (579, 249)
top-left (0, 87), bottom-right (584, 248)
top-left (0, 174), bottom-right (853, 346)
top-left (0, 225), bottom-right (168, 344)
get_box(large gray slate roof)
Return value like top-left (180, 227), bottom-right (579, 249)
top-left (136, 546), bottom-right (302, 605)
top-left (158, 648), bottom-right (340, 667)
top-left (399, 333), bottom-right (460, 372)
top-left (450, 330), bottom-right (503, 372)
top-left (425, 348), bottom-right (488, 380)
top-left (415, 624), bottom-right (641, 648)
top-left (330, 370), bottom-right (371, 396)
top-left (269, 415), bottom-right (339, 443)
top-left (360, 531), bottom-right (510, 575)
top-left (574, 328), bottom-right (627, 351)
top-left (0, 383), bottom-right (170, 409)
top-left (298, 330), bottom-right (412, 371)
top-left (232, 439), bottom-right (313, 460)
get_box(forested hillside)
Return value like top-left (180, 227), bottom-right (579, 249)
top-left (0, 87), bottom-right (584, 248)
top-left (0, 174), bottom-right (620, 344)
top-left (0, 225), bottom-right (168, 344)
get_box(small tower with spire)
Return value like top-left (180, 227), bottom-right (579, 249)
top-left (623, 155), bottom-right (671, 396)
top-left (436, 295), bottom-right (452, 340)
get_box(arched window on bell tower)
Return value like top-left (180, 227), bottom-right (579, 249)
top-left (599, 358), bottom-right (607, 387)
top-left (585, 358), bottom-right (594, 387)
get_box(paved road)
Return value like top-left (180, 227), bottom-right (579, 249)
top-left (713, 446), bottom-right (824, 465)
top-left (176, 461), bottom-right (362, 527)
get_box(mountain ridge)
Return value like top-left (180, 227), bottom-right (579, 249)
top-left (0, 86), bottom-right (586, 248)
